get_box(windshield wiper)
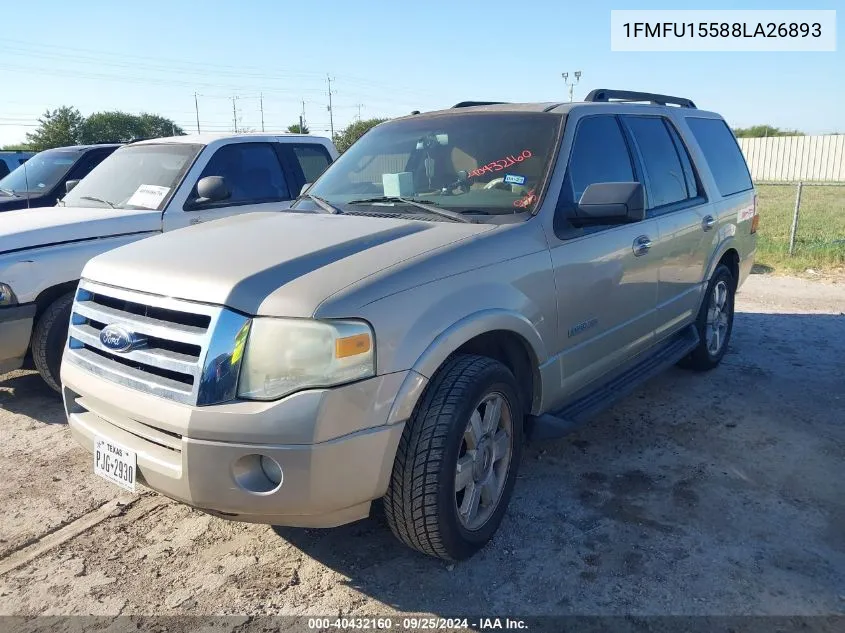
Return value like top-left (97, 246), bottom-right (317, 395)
top-left (346, 197), bottom-right (474, 224)
top-left (78, 195), bottom-right (117, 209)
top-left (0, 187), bottom-right (19, 198)
top-left (305, 193), bottom-right (343, 215)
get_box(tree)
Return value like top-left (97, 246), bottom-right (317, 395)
top-left (25, 106), bottom-right (85, 150)
top-left (1, 143), bottom-right (30, 151)
top-left (80, 111), bottom-right (184, 144)
top-left (732, 125), bottom-right (804, 138)
top-left (333, 118), bottom-right (387, 153)
top-left (286, 123), bottom-right (310, 134)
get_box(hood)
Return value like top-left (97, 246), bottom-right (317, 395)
top-left (83, 211), bottom-right (496, 317)
top-left (0, 206), bottom-right (161, 254)
top-left (0, 192), bottom-right (48, 212)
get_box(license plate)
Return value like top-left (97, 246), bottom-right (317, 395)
top-left (94, 436), bottom-right (136, 492)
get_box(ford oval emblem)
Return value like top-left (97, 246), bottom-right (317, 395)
top-left (100, 324), bottom-right (145, 353)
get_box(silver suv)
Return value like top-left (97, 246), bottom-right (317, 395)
top-left (62, 90), bottom-right (757, 561)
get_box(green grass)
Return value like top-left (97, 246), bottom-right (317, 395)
top-left (754, 184), bottom-right (845, 273)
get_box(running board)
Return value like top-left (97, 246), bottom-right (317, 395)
top-left (525, 324), bottom-right (700, 441)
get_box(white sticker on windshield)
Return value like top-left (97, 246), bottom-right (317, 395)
top-left (126, 184), bottom-right (170, 209)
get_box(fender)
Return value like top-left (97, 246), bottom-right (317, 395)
top-left (410, 309), bottom-right (547, 380)
top-left (381, 309), bottom-right (548, 422)
top-left (0, 232), bottom-right (159, 303)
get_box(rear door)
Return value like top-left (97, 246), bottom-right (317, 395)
top-left (546, 114), bottom-right (660, 403)
top-left (164, 141), bottom-right (295, 230)
top-left (620, 115), bottom-right (710, 339)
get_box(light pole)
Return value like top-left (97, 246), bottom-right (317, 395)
top-left (562, 71), bottom-right (582, 102)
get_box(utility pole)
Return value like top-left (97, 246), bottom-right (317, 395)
top-left (561, 71), bottom-right (582, 103)
top-left (259, 92), bottom-right (265, 132)
top-left (356, 104), bottom-right (364, 122)
top-left (300, 99), bottom-right (306, 133)
top-left (326, 75), bottom-right (335, 138)
top-left (194, 92), bottom-right (201, 133)
top-left (232, 96), bottom-right (239, 133)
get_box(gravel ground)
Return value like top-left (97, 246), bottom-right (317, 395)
top-left (0, 273), bottom-right (843, 620)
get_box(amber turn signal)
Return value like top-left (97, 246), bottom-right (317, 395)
top-left (335, 333), bottom-right (371, 358)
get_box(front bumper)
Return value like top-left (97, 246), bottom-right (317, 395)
top-left (0, 303), bottom-right (36, 375)
top-left (63, 361), bottom-right (424, 527)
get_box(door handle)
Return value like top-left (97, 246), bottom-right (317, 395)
top-left (632, 235), bottom-right (652, 257)
top-left (702, 215), bottom-right (716, 231)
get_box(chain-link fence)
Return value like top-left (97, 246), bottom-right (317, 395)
top-left (754, 182), bottom-right (845, 268)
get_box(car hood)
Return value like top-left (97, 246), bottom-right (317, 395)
top-left (0, 206), bottom-right (161, 254)
top-left (83, 211), bottom-right (496, 317)
top-left (0, 192), bottom-right (48, 212)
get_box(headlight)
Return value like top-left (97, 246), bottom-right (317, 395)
top-left (237, 318), bottom-right (375, 400)
top-left (0, 283), bottom-right (18, 307)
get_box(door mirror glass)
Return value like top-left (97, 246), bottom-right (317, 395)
top-left (196, 176), bottom-right (230, 204)
top-left (572, 182), bottom-right (645, 225)
top-left (65, 179), bottom-right (80, 194)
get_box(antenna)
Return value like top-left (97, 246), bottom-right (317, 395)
top-left (23, 159), bottom-right (30, 209)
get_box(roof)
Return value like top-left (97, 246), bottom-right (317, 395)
top-left (131, 132), bottom-right (332, 146)
top-left (37, 144), bottom-right (122, 152)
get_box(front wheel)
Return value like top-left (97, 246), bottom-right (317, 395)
top-left (31, 292), bottom-right (74, 393)
top-left (384, 355), bottom-right (523, 561)
top-left (680, 264), bottom-right (735, 371)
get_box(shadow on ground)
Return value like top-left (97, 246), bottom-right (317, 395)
top-left (271, 312), bottom-right (845, 615)
top-left (0, 370), bottom-right (65, 424)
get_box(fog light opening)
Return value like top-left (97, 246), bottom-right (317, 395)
top-left (260, 455), bottom-right (283, 486)
top-left (232, 454), bottom-right (283, 494)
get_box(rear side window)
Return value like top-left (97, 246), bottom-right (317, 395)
top-left (623, 116), bottom-right (689, 209)
top-left (686, 118), bottom-right (753, 197)
top-left (566, 115), bottom-right (635, 202)
top-left (290, 144), bottom-right (332, 183)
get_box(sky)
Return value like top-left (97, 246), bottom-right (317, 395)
top-left (0, 0), bottom-right (842, 147)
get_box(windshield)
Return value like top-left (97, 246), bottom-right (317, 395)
top-left (306, 112), bottom-right (562, 216)
top-left (0, 149), bottom-right (82, 193)
top-left (62, 143), bottom-right (202, 210)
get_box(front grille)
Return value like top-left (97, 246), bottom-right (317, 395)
top-left (66, 280), bottom-right (250, 405)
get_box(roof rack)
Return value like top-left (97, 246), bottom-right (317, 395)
top-left (584, 89), bottom-right (696, 109)
top-left (451, 101), bottom-right (508, 108)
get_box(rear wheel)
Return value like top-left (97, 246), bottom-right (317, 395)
top-left (384, 354), bottom-right (523, 560)
top-left (680, 264), bottom-right (735, 371)
top-left (31, 292), bottom-right (74, 393)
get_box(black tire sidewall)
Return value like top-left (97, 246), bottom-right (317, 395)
top-left (435, 364), bottom-right (523, 559)
top-left (33, 293), bottom-right (74, 392)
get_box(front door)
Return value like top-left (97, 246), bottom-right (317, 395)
top-left (162, 141), bottom-right (295, 231)
top-left (546, 114), bottom-right (660, 404)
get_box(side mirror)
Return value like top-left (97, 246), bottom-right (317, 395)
top-left (195, 176), bottom-right (230, 204)
top-left (300, 182), bottom-right (312, 196)
top-left (571, 182), bottom-right (645, 226)
top-left (65, 180), bottom-right (80, 194)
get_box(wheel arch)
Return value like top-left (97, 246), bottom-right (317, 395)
top-left (409, 310), bottom-right (546, 416)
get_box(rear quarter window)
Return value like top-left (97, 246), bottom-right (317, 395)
top-left (686, 118), bottom-right (753, 197)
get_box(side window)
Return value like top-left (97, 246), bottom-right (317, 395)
top-left (565, 115), bottom-right (635, 203)
top-left (290, 144), bottom-right (332, 183)
top-left (686, 118), bottom-right (753, 197)
top-left (69, 151), bottom-right (107, 181)
top-left (623, 116), bottom-right (689, 209)
top-left (0, 161), bottom-right (9, 179)
top-left (195, 143), bottom-right (290, 206)
top-left (666, 123), bottom-right (699, 199)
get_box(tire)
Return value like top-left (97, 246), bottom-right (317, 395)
top-left (680, 264), bottom-right (735, 371)
top-left (384, 354), bottom-right (524, 561)
top-left (31, 292), bottom-right (75, 393)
